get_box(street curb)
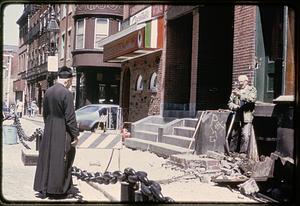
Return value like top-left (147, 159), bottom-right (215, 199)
top-left (86, 182), bottom-right (119, 201)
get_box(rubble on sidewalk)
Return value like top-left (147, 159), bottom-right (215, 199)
top-left (165, 149), bottom-right (278, 201)
top-left (238, 178), bottom-right (260, 195)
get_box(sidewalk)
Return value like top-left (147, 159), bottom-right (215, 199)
top-left (22, 114), bottom-right (44, 123)
top-left (1, 117), bottom-right (257, 203)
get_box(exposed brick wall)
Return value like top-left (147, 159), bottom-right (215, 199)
top-left (122, 52), bottom-right (162, 122)
top-left (232, 5), bottom-right (257, 85)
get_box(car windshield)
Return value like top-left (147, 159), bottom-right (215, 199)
top-left (77, 105), bottom-right (101, 113)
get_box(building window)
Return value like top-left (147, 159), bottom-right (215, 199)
top-left (67, 29), bottom-right (71, 59)
top-left (136, 75), bottom-right (144, 91)
top-left (94, 18), bottom-right (109, 49)
top-left (149, 72), bottom-right (157, 92)
top-left (60, 33), bottom-right (65, 59)
top-left (75, 19), bottom-right (85, 49)
top-left (42, 50), bottom-right (44, 64)
top-left (68, 4), bottom-right (72, 14)
top-left (61, 4), bottom-right (67, 19)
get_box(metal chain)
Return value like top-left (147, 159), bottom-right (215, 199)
top-left (5, 114), bottom-right (174, 202)
top-left (4, 113), bottom-right (43, 149)
top-left (71, 166), bottom-right (175, 202)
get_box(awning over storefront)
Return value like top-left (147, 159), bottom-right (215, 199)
top-left (102, 17), bottom-right (164, 63)
top-left (13, 79), bottom-right (26, 92)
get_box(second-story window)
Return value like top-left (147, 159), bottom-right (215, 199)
top-left (60, 33), bottom-right (65, 59)
top-left (61, 4), bottom-right (67, 19)
top-left (75, 19), bottom-right (85, 49)
top-left (94, 18), bottom-right (109, 49)
top-left (67, 29), bottom-right (71, 59)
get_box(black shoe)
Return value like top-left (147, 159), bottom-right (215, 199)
top-left (47, 193), bottom-right (68, 199)
top-left (35, 191), bottom-right (47, 199)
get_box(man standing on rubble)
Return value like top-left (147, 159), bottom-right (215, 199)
top-left (228, 74), bottom-right (257, 154)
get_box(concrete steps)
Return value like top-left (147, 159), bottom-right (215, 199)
top-left (141, 122), bottom-right (162, 133)
top-left (162, 134), bottom-right (195, 148)
top-left (126, 116), bottom-right (199, 157)
top-left (173, 126), bottom-right (195, 137)
top-left (124, 138), bottom-right (193, 157)
top-left (134, 130), bottom-right (158, 142)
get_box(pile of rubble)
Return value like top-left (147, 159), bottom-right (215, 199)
top-left (165, 150), bottom-right (275, 198)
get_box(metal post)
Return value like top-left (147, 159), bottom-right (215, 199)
top-left (134, 190), bottom-right (148, 202)
top-left (35, 134), bottom-right (40, 151)
top-left (282, 6), bottom-right (288, 95)
top-left (120, 182), bottom-right (136, 202)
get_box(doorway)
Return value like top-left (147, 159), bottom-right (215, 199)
top-left (196, 5), bottom-right (234, 110)
top-left (122, 68), bottom-right (130, 122)
top-left (255, 6), bottom-right (284, 102)
top-left (164, 13), bottom-right (193, 111)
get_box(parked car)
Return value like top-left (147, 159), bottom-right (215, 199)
top-left (75, 104), bottom-right (120, 132)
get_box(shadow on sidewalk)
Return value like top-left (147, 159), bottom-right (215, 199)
top-left (34, 184), bottom-right (85, 202)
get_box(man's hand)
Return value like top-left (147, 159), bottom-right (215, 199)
top-left (71, 137), bottom-right (79, 147)
top-left (233, 88), bottom-right (240, 96)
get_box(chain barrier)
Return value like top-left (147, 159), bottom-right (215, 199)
top-left (3, 113), bottom-right (43, 150)
top-left (71, 166), bottom-right (175, 202)
top-left (4, 114), bottom-right (174, 202)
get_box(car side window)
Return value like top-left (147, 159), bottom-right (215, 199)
top-left (111, 107), bottom-right (118, 115)
top-left (99, 108), bottom-right (107, 116)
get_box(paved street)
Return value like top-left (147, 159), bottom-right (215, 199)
top-left (1, 116), bottom-right (257, 203)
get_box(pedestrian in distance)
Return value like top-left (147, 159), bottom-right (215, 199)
top-left (31, 100), bottom-right (38, 118)
top-left (227, 74), bottom-right (257, 155)
top-left (34, 66), bottom-right (79, 199)
top-left (16, 99), bottom-right (24, 118)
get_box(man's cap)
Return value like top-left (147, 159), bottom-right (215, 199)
top-left (58, 66), bottom-right (73, 78)
top-left (238, 75), bottom-right (248, 82)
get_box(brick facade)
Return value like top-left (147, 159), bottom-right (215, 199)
top-left (58, 4), bottom-right (75, 68)
top-left (122, 52), bottom-right (162, 122)
top-left (232, 5), bottom-right (257, 85)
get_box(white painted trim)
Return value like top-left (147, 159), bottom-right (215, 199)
top-left (150, 19), bottom-right (158, 48)
top-left (60, 31), bottom-right (65, 59)
top-left (94, 18), bottom-right (109, 49)
top-left (98, 23), bottom-right (146, 47)
top-left (75, 18), bottom-right (85, 49)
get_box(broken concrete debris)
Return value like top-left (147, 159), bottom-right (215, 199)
top-left (238, 178), bottom-right (260, 195)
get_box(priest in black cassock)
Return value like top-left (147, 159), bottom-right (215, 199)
top-left (34, 66), bottom-right (79, 199)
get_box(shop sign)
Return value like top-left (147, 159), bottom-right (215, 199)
top-left (47, 55), bottom-right (58, 72)
top-left (104, 28), bottom-right (145, 61)
top-left (130, 6), bottom-right (152, 25)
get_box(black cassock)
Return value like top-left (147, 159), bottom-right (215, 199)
top-left (34, 83), bottom-right (79, 194)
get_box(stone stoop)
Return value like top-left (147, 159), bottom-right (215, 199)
top-left (161, 118), bottom-right (198, 149)
top-left (124, 138), bottom-right (193, 158)
top-left (126, 117), bottom-right (199, 157)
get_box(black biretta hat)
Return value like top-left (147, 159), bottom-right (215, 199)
top-left (58, 66), bottom-right (73, 78)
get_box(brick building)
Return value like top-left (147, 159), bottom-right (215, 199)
top-left (103, 4), bottom-right (295, 123)
top-left (3, 45), bottom-right (19, 105)
top-left (102, 5), bottom-right (165, 122)
top-left (72, 4), bottom-right (123, 109)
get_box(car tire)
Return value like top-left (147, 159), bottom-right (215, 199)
top-left (91, 123), bottom-right (99, 132)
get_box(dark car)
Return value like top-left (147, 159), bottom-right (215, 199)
top-left (75, 104), bottom-right (121, 132)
